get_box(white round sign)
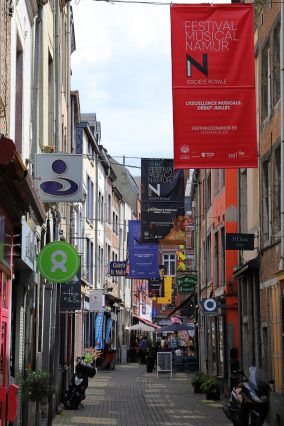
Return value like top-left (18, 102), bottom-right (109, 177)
top-left (204, 298), bottom-right (217, 312)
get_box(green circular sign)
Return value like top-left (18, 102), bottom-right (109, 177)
top-left (37, 241), bottom-right (80, 283)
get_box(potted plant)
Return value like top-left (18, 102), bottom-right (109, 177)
top-left (191, 372), bottom-right (207, 393)
top-left (22, 369), bottom-right (54, 426)
top-left (83, 347), bottom-right (102, 365)
top-left (200, 376), bottom-right (220, 400)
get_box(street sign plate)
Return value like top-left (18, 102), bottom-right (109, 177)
top-left (37, 241), bottom-right (80, 283)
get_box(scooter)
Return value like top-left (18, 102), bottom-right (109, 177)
top-left (63, 358), bottom-right (97, 410)
top-left (223, 366), bottom-right (274, 426)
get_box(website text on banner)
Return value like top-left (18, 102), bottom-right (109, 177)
top-left (171, 4), bottom-right (257, 169)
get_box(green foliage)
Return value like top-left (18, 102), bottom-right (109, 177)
top-left (200, 376), bottom-right (219, 394)
top-left (83, 347), bottom-right (102, 364)
top-left (22, 369), bottom-right (54, 402)
top-left (191, 372), bottom-right (207, 385)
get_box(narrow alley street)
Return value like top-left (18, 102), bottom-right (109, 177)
top-left (53, 363), bottom-right (231, 426)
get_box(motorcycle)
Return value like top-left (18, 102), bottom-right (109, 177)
top-left (63, 358), bottom-right (97, 410)
top-left (223, 366), bottom-right (274, 426)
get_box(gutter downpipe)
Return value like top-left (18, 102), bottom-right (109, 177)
top-left (280, 0), bottom-right (284, 271)
top-left (66, 0), bottom-right (71, 152)
top-left (31, 3), bottom-right (43, 171)
top-left (237, 169), bottom-right (243, 370)
top-left (204, 170), bottom-right (208, 373)
top-left (55, 0), bottom-right (62, 152)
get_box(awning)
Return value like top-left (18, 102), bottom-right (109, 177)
top-left (133, 315), bottom-right (160, 329)
top-left (166, 294), bottom-right (195, 319)
top-left (233, 257), bottom-right (260, 279)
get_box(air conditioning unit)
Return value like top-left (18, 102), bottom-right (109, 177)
top-left (42, 145), bottom-right (55, 153)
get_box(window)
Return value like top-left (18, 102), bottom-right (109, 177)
top-left (220, 169), bottom-right (225, 189)
top-left (108, 194), bottom-right (111, 224)
top-left (206, 233), bottom-right (212, 282)
top-left (101, 196), bottom-right (104, 222)
top-left (87, 175), bottom-right (94, 222)
top-left (98, 192), bottom-right (104, 223)
top-left (214, 232), bottom-right (219, 288)
top-left (87, 238), bottom-right (94, 285)
top-left (220, 228), bottom-right (225, 287)
top-left (274, 146), bottom-right (281, 233)
top-left (262, 159), bottom-right (271, 241)
top-left (261, 42), bottom-right (271, 121)
top-left (205, 171), bottom-right (212, 211)
top-left (214, 170), bottom-right (219, 196)
top-left (273, 22), bottom-right (280, 105)
top-left (163, 253), bottom-right (176, 276)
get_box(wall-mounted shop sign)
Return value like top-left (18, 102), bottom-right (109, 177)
top-left (37, 241), bottom-right (80, 283)
top-left (109, 261), bottom-right (127, 276)
top-left (226, 233), bottom-right (254, 250)
top-left (176, 274), bottom-right (197, 293)
top-left (21, 217), bottom-right (38, 271)
top-left (35, 154), bottom-right (83, 202)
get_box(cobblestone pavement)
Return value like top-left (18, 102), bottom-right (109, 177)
top-left (53, 363), bottom-right (232, 426)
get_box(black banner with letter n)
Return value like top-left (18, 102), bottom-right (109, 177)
top-left (140, 158), bottom-right (185, 243)
top-left (226, 233), bottom-right (254, 250)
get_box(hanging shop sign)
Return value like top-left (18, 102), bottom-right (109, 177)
top-left (201, 297), bottom-right (218, 314)
top-left (89, 289), bottom-right (105, 312)
top-left (171, 4), bottom-right (257, 169)
top-left (109, 261), bottom-right (127, 276)
top-left (148, 278), bottom-right (164, 298)
top-left (176, 274), bottom-right (197, 293)
top-left (225, 233), bottom-right (254, 250)
top-left (157, 276), bottom-right (172, 304)
top-left (140, 158), bottom-right (185, 243)
top-left (37, 241), bottom-right (80, 283)
top-left (60, 270), bottom-right (81, 311)
top-left (35, 154), bottom-right (83, 202)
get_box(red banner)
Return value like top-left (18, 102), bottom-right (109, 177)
top-left (171, 4), bottom-right (257, 169)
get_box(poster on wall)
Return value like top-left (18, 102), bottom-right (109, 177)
top-left (171, 4), bottom-right (257, 169)
top-left (140, 158), bottom-right (185, 243)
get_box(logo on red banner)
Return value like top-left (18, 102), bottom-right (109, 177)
top-left (171, 4), bottom-right (257, 169)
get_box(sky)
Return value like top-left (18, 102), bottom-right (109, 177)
top-left (71, 0), bottom-right (227, 176)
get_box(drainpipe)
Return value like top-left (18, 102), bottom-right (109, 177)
top-left (66, 0), bottom-right (71, 152)
top-left (280, 0), bottom-right (284, 271)
top-left (55, 0), bottom-right (62, 152)
top-left (31, 3), bottom-right (43, 171)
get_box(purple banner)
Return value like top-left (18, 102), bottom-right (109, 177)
top-left (128, 220), bottom-right (159, 279)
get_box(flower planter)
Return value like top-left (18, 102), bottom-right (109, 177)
top-left (192, 382), bottom-right (203, 393)
top-left (206, 390), bottom-right (220, 400)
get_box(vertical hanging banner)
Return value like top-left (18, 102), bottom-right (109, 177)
top-left (95, 312), bottom-right (104, 350)
top-left (128, 220), bottom-right (160, 279)
top-left (141, 158), bottom-right (185, 243)
top-left (171, 4), bottom-right (257, 169)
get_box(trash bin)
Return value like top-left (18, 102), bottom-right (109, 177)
top-left (146, 356), bottom-right (154, 373)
